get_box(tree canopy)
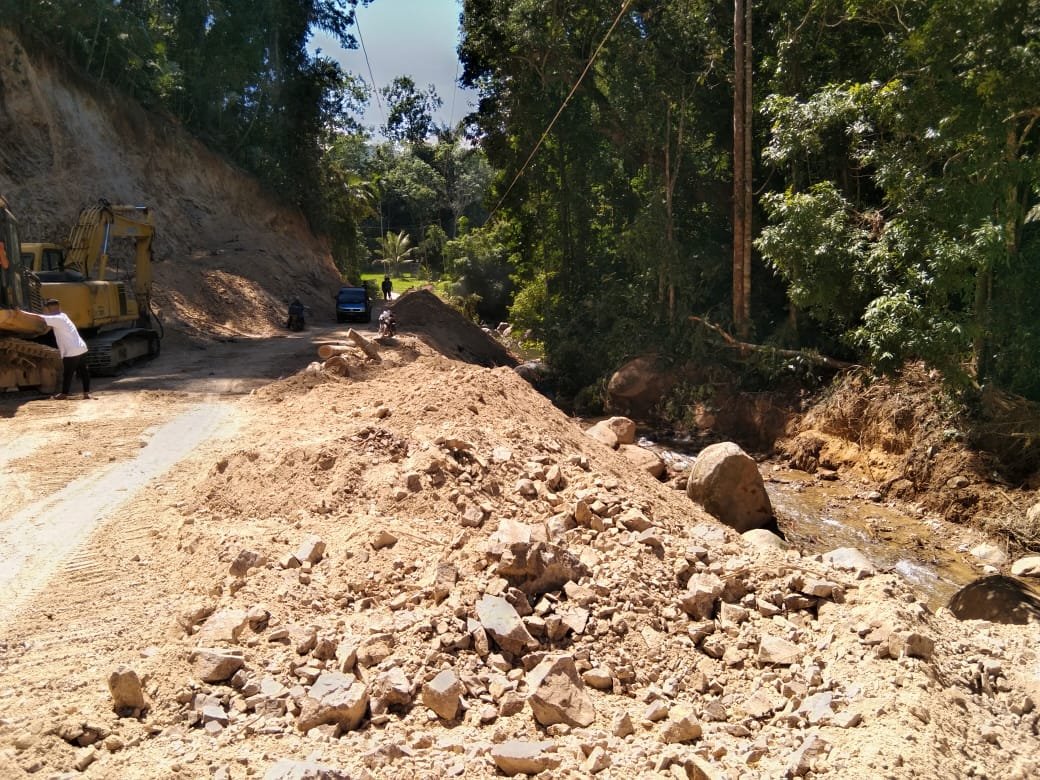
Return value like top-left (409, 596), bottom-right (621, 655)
top-left (7, 0), bottom-right (1039, 402)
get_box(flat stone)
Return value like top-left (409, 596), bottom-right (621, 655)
top-left (422, 669), bottom-right (464, 720)
top-left (659, 711), bottom-right (702, 744)
top-left (619, 445), bottom-right (666, 478)
top-left (822, 547), bottom-right (876, 578)
top-left (356, 633), bottom-right (394, 667)
top-left (1010, 556), bottom-right (1040, 577)
top-left (740, 688), bottom-right (782, 719)
top-left (476, 595), bottom-right (538, 656)
top-left (526, 654), bottom-right (596, 727)
top-left (889, 631), bottom-right (934, 661)
top-left (758, 634), bottom-right (802, 666)
top-left (192, 648), bottom-right (244, 683)
top-left (196, 609), bottom-right (249, 644)
top-left (798, 692), bottom-right (835, 725)
top-left (490, 740), bottom-right (560, 776)
top-left (295, 535), bottom-right (326, 564)
top-left (296, 672), bottom-right (368, 733)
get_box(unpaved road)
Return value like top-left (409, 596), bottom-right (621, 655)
top-left (0, 324), bottom-right (359, 627)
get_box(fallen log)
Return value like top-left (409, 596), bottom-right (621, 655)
top-left (346, 328), bottom-right (381, 362)
top-left (317, 343), bottom-right (355, 360)
top-left (688, 316), bottom-right (858, 371)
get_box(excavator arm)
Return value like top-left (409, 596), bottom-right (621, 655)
top-left (64, 200), bottom-right (154, 323)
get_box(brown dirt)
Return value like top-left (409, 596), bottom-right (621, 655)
top-left (1, 27), bottom-right (1039, 780)
top-left (779, 364), bottom-right (1040, 552)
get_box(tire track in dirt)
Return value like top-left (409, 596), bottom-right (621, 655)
top-left (0, 403), bottom-right (236, 628)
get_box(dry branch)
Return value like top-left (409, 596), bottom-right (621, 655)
top-left (688, 316), bottom-right (858, 371)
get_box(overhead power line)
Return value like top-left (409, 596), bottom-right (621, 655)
top-left (355, 13), bottom-right (385, 127)
top-left (488, 0), bottom-right (635, 220)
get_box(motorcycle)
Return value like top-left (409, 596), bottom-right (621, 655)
top-left (286, 300), bottom-right (306, 331)
top-left (378, 310), bottom-right (397, 337)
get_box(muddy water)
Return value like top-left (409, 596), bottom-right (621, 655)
top-left (642, 438), bottom-right (981, 610)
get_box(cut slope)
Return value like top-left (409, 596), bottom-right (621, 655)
top-left (0, 28), bottom-right (341, 339)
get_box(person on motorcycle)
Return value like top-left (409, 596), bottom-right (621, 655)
top-left (378, 307), bottom-right (396, 336)
top-left (287, 298), bottom-right (305, 330)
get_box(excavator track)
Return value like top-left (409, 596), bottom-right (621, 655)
top-left (86, 327), bottom-right (160, 375)
top-left (0, 337), bottom-right (61, 392)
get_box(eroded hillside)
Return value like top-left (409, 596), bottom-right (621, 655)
top-left (0, 28), bottom-right (341, 340)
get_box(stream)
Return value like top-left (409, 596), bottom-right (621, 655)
top-left (642, 436), bottom-right (983, 610)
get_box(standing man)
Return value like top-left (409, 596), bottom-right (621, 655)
top-left (30, 298), bottom-right (92, 399)
top-left (381, 275), bottom-right (393, 301)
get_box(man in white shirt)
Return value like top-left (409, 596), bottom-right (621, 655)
top-left (31, 298), bottom-right (92, 400)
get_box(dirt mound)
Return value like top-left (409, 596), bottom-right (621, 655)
top-left (392, 289), bottom-right (518, 368)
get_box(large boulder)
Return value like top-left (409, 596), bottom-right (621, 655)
top-left (606, 355), bottom-right (676, 418)
top-left (947, 576), bottom-right (1040, 625)
top-left (686, 442), bottom-right (773, 533)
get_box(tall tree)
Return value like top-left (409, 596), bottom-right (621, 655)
top-left (380, 76), bottom-right (442, 145)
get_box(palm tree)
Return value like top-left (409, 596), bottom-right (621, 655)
top-left (373, 230), bottom-right (416, 278)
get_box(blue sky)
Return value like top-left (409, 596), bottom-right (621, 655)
top-left (309, 0), bottom-right (477, 136)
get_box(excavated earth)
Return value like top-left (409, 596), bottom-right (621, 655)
top-left (0, 304), bottom-right (1038, 780)
top-left (1, 25), bottom-right (1039, 780)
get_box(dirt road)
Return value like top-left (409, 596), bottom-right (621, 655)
top-left (0, 325), bottom-right (354, 625)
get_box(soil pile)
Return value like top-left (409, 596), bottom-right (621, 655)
top-left (392, 289), bottom-right (518, 368)
top-left (1, 328), bottom-right (1037, 779)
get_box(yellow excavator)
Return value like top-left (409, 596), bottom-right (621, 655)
top-left (21, 200), bottom-right (161, 374)
top-left (0, 194), bottom-right (61, 392)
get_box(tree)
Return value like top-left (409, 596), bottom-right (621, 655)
top-left (373, 230), bottom-right (417, 278)
top-left (380, 76), bottom-right (442, 145)
top-left (757, 0), bottom-right (1040, 393)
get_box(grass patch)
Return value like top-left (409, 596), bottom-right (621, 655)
top-left (358, 268), bottom-right (452, 298)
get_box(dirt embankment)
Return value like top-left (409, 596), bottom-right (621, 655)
top-left (0, 28), bottom-right (342, 341)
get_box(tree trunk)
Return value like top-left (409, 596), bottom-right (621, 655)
top-left (732, 0), bottom-right (748, 337)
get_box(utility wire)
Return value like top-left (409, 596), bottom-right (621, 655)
top-left (488, 0), bottom-right (634, 220)
top-left (355, 13), bottom-right (385, 127)
top-left (449, 56), bottom-right (460, 130)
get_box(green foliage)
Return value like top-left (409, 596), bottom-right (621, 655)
top-left (380, 76), bottom-right (442, 145)
top-left (373, 230), bottom-right (417, 278)
top-left (443, 220), bottom-right (517, 322)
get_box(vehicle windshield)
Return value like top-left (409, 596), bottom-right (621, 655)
top-left (337, 288), bottom-right (366, 303)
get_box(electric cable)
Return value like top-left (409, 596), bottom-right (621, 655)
top-left (355, 13), bottom-right (385, 126)
top-left (487, 0), bottom-right (634, 220)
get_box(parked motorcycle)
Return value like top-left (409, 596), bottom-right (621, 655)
top-left (286, 299), bottom-right (306, 331)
